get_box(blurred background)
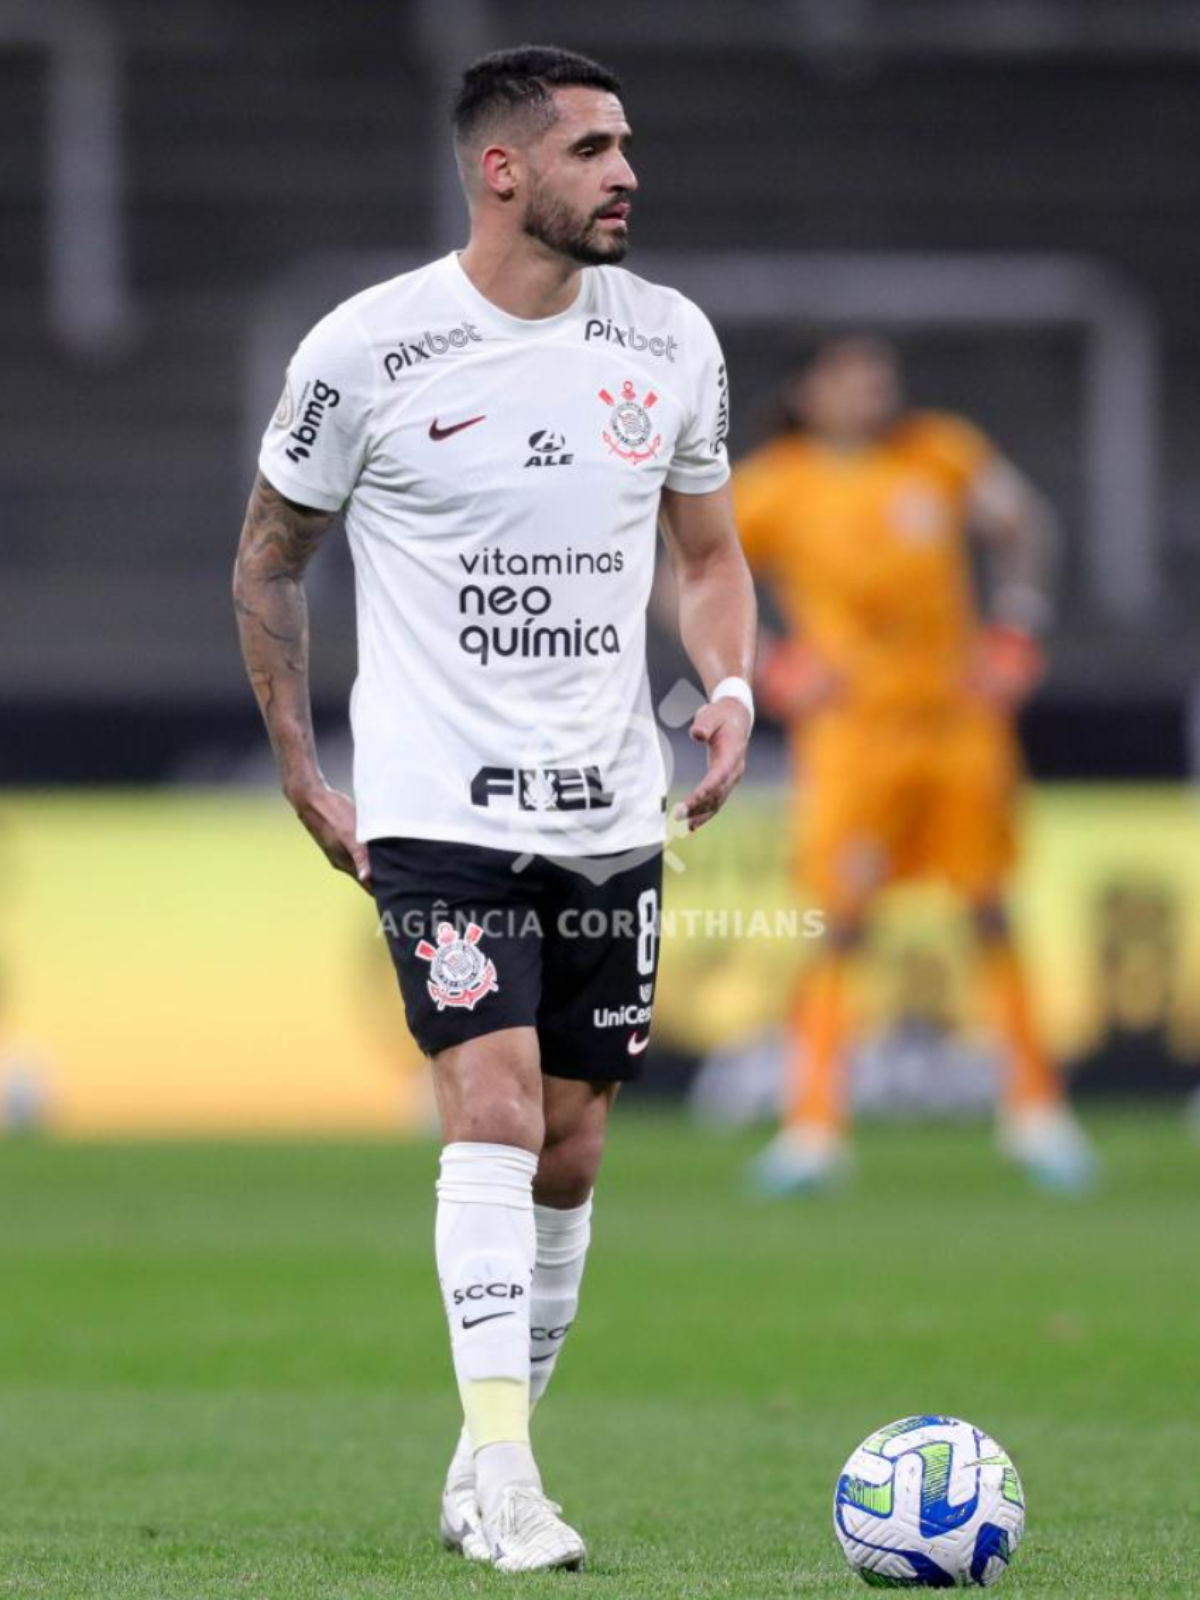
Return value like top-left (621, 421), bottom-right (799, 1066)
top-left (4, 0), bottom-right (1200, 1134)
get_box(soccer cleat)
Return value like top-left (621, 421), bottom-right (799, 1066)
top-left (439, 1484), bottom-right (489, 1561)
top-left (438, 1433), bottom-right (488, 1561)
top-left (482, 1484), bottom-right (587, 1573)
top-left (997, 1103), bottom-right (1099, 1193)
top-left (749, 1124), bottom-right (851, 1196)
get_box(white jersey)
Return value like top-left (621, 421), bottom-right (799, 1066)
top-left (258, 252), bottom-right (730, 853)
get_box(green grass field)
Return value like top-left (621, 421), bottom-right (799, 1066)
top-left (1, 1110), bottom-right (1197, 1597)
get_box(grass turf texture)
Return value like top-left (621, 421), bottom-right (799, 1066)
top-left (0, 1110), bottom-right (1197, 1598)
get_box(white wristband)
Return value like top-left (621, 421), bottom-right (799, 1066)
top-left (710, 676), bottom-right (755, 728)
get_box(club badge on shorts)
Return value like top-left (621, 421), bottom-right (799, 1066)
top-left (598, 379), bottom-right (662, 464)
top-left (415, 921), bottom-right (499, 1011)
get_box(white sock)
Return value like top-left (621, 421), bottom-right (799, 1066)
top-left (446, 1425), bottom-right (473, 1493)
top-left (529, 1195), bottom-right (593, 1409)
top-left (476, 1441), bottom-right (539, 1519)
top-left (436, 1142), bottom-right (540, 1516)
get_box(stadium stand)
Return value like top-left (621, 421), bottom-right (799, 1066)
top-left (2, 0), bottom-right (1198, 757)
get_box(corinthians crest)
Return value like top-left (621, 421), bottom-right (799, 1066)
top-left (598, 379), bottom-right (662, 464)
top-left (415, 921), bottom-right (499, 1011)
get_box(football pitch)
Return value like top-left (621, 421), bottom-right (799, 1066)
top-left (1, 1110), bottom-right (1197, 1598)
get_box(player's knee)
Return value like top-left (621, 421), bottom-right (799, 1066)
top-left (437, 1072), bottom-right (544, 1151)
top-left (433, 1030), bottom-right (544, 1149)
top-left (452, 1080), bottom-right (543, 1151)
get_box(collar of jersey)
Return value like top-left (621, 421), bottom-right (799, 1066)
top-left (443, 251), bottom-right (593, 335)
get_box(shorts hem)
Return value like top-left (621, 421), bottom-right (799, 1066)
top-left (412, 1018), bottom-right (648, 1083)
top-left (412, 1014), bottom-right (538, 1060)
top-left (361, 819), bottom-right (666, 857)
top-left (536, 1046), bottom-right (647, 1084)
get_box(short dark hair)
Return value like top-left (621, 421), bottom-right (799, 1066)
top-left (452, 45), bottom-right (622, 149)
top-left (754, 333), bottom-right (904, 442)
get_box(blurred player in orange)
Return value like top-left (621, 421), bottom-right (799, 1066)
top-left (735, 335), bottom-right (1096, 1193)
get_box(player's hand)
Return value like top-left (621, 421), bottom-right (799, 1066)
top-left (967, 623), bottom-right (1045, 709)
top-left (755, 635), bottom-right (842, 721)
top-left (674, 698), bottom-right (752, 833)
top-left (286, 779), bottom-right (373, 891)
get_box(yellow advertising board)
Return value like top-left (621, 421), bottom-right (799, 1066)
top-left (0, 794), bottom-right (428, 1136)
top-left (1, 785), bottom-right (1198, 1134)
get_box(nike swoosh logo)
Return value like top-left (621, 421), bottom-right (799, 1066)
top-left (530, 1352), bottom-right (556, 1364)
top-left (461, 1310), bottom-right (515, 1330)
top-left (627, 1033), bottom-right (651, 1056)
top-left (430, 415), bottom-right (486, 441)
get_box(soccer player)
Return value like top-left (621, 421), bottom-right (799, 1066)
top-left (735, 335), bottom-right (1095, 1194)
top-left (233, 46), bottom-right (755, 1572)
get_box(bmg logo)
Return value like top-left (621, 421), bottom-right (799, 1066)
top-left (284, 378), bottom-right (340, 463)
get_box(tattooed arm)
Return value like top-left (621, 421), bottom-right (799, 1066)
top-left (232, 472), bottom-right (372, 889)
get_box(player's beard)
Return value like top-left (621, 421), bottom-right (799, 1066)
top-left (521, 181), bottom-right (630, 266)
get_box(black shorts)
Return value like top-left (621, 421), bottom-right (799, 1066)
top-left (370, 837), bottom-right (664, 1082)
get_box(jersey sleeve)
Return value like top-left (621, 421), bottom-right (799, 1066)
top-left (664, 304), bottom-right (731, 495)
top-left (916, 412), bottom-right (996, 497)
top-left (258, 306), bottom-right (375, 512)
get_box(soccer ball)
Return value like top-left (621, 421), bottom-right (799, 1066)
top-left (834, 1415), bottom-right (1025, 1587)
